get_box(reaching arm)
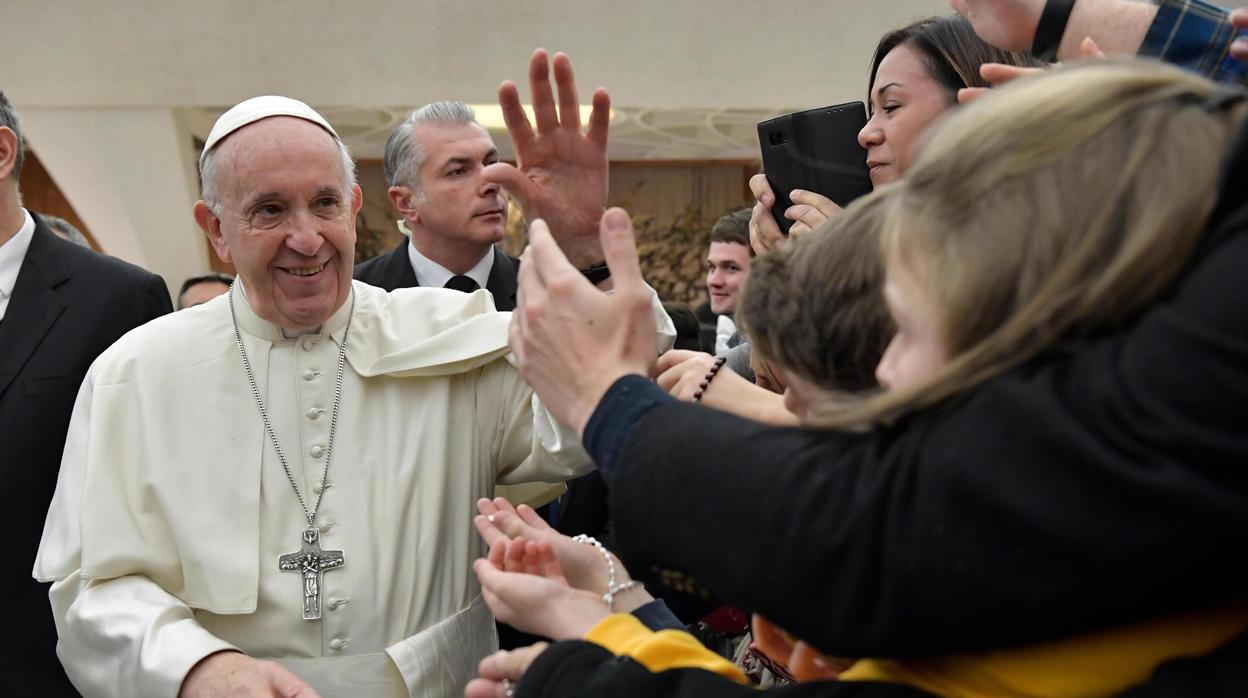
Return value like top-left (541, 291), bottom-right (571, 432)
top-left (954, 0), bottom-right (1247, 85)
top-left (598, 201), bottom-right (1248, 656)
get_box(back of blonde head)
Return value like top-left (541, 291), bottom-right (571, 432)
top-left (816, 59), bottom-right (1246, 429)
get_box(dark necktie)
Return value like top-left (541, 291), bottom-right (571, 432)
top-left (444, 275), bottom-right (480, 293)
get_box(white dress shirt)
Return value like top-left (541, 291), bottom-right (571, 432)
top-left (407, 239), bottom-right (494, 290)
top-left (714, 314), bottom-right (738, 356)
top-left (0, 208), bottom-right (36, 321)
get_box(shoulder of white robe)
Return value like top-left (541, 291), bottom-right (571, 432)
top-left (344, 280), bottom-right (513, 378)
top-left (33, 298), bottom-right (238, 581)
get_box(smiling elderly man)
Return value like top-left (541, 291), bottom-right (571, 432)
top-left (34, 55), bottom-right (670, 698)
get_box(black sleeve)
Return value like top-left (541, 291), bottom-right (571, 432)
top-left (1119, 627), bottom-right (1248, 696)
top-left (140, 273), bottom-right (174, 321)
top-left (608, 207), bottom-right (1248, 658)
top-left (517, 640), bottom-right (935, 698)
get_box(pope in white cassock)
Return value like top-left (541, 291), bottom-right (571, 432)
top-left (34, 57), bottom-right (671, 698)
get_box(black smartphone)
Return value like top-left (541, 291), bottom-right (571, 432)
top-left (757, 102), bottom-right (873, 234)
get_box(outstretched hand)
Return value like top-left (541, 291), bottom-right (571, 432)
top-left (484, 49), bottom-right (611, 269)
top-left (652, 350), bottom-right (798, 425)
top-left (475, 538), bottom-right (612, 641)
top-left (464, 642), bottom-right (549, 698)
top-left (510, 210), bottom-right (658, 435)
top-left (957, 37), bottom-right (1104, 104)
top-left (475, 498), bottom-right (617, 595)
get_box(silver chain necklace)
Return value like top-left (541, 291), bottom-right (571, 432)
top-left (229, 285), bottom-right (354, 620)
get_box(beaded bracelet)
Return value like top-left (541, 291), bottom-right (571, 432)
top-left (571, 534), bottom-right (643, 611)
top-left (692, 356), bottom-right (728, 403)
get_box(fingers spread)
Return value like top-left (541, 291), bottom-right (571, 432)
top-left (497, 81), bottom-right (534, 152)
top-left (587, 88), bottom-right (611, 147)
top-left (528, 49), bottom-right (559, 134)
top-left (552, 52), bottom-right (582, 130)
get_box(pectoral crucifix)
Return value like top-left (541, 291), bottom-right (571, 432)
top-left (279, 528), bottom-right (345, 620)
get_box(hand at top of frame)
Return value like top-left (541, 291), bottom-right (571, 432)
top-left (484, 49), bottom-right (611, 270)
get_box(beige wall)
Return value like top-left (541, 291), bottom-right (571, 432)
top-left (3, 1), bottom-right (950, 110)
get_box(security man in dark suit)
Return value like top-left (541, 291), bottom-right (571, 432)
top-left (354, 100), bottom-right (520, 308)
top-left (356, 100), bottom-right (618, 650)
top-left (0, 91), bottom-right (173, 696)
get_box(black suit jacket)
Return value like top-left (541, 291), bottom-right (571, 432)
top-left (0, 214), bottom-right (171, 696)
top-left (353, 239), bottom-right (520, 311)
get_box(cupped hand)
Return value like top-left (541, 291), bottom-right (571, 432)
top-left (510, 210), bottom-right (658, 435)
top-left (475, 497), bottom-right (618, 595)
top-left (484, 49), bottom-right (610, 269)
top-left (180, 651), bottom-right (320, 698)
top-left (475, 541), bottom-right (613, 640)
top-left (464, 643), bottom-right (550, 698)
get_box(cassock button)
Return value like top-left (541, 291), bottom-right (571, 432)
top-left (329, 638), bottom-right (345, 651)
top-left (307, 407), bottom-right (324, 420)
top-left (302, 368), bottom-right (320, 381)
top-left (311, 445), bottom-right (326, 459)
top-left (312, 480), bottom-right (325, 494)
top-left (301, 338), bottom-right (319, 352)
top-left (318, 520), bottom-right (336, 533)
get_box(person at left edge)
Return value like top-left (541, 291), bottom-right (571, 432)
top-left (0, 90), bottom-right (173, 697)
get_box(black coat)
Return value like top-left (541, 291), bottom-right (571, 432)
top-left (0, 214), bottom-right (171, 696)
top-left (526, 110), bottom-right (1248, 694)
top-left (353, 240), bottom-right (520, 311)
top-left (607, 119), bottom-right (1248, 659)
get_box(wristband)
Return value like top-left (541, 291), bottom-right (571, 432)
top-left (1032, 0), bottom-right (1077, 62)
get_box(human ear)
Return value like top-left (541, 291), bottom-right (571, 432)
top-left (193, 201), bottom-right (232, 264)
top-left (388, 185), bottom-right (420, 224)
top-left (350, 183), bottom-right (363, 217)
top-left (0, 127), bottom-right (18, 181)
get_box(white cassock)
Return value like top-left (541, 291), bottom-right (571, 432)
top-left (34, 280), bottom-right (674, 698)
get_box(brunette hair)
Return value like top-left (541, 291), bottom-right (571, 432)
top-left (737, 189), bottom-right (895, 403)
top-left (817, 60), bottom-right (1247, 429)
top-left (710, 207), bottom-right (753, 251)
top-left (868, 15), bottom-right (1041, 106)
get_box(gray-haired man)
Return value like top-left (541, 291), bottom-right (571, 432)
top-left (354, 101), bottom-right (520, 309)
